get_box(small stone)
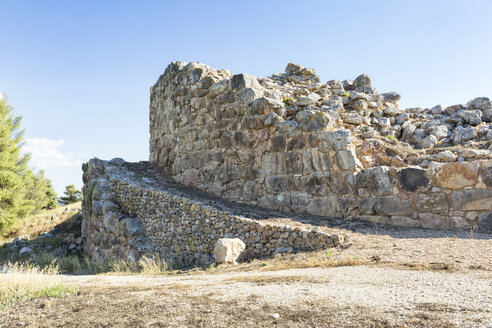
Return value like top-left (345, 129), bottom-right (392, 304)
top-left (19, 247), bottom-right (32, 256)
top-left (382, 92), bottom-right (401, 102)
top-left (18, 234), bottom-right (29, 241)
top-left (343, 112), bottom-right (362, 125)
top-left (271, 313), bottom-right (280, 320)
top-left (353, 74), bottom-right (371, 88)
top-left (452, 126), bottom-right (477, 144)
top-left (419, 135), bottom-right (437, 148)
top-left (285, 63), bottom-right (302, 73)
top-left (467, 97), bottom-right (491, 111)
top-left (430, 126), bottom-right (448, 140)
top-left (457, 109), bottom-right (482, 125)
top-left (295, 96), bottom-right (316, 107)
top-left (430, 105), bottom-right (443, 114)
top-left (432, 150), bottom-right (458, 162)
top-left (274, 247), bottom-right (293, 255)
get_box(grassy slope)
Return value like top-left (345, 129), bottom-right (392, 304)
top-left (0, 205), bottom-right (82, 309)
top-left (0, 202), bottom-right (82, 243)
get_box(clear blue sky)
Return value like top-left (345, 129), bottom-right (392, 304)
top-left (1, 0), bottom-right (491, 195)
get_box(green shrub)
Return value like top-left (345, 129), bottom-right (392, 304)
top-left (85, 182), bottom-right (96, 213)
top-left (384, 134), bottom-right (398, 141)
top-left (283, 97), bottom-right (296, 105)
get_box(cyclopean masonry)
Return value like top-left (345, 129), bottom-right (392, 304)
top-left (82, 61), bottom-right (492, 264)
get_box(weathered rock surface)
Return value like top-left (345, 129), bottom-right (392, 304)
top-left (142, 62), bottom-right (492, 232)
top-left (81, 61), bottom-right (492, 267)
top-left (213, 238), bottom-right (246, 264)
top-left (82, 159), bottom-right (342, 265)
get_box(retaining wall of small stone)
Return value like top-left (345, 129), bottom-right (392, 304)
top-left (149, 62), bottom-right (492, 231)
top-left (81, 159), bottom-right (342, 265)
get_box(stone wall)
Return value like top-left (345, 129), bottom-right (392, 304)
top-left (81, 159), bottom-right (343, 265)
top-left (149, 62), bottom-right (492, 231)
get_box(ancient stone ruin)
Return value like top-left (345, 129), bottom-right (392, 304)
top-left (82, 61), bottom-right (492, 265)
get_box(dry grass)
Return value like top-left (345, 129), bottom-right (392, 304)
top-left (261, 254), bottom-right (362, 272)
top-left (0, 202), bottom-right (82, 242)
top-left (225, 274), bottom-right (329, 285)
top-left (104, 255), bottom-right (169, 275)
top-left (50, 254), bottom-right (170, 275)
top-left (391, 261), bottom-right (456, 272)
top-left (195, 249), bottom-right (365, 276)
top-left (0, 262), bottom-right (74, 309)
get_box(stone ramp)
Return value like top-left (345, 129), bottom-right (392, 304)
top-left (81, 158), bottom-right (346, 267)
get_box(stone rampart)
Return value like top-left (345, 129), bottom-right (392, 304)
top-left (148, 62), bottom-right (492, 231)
top-left (81, 159), bottom-right (343, 265)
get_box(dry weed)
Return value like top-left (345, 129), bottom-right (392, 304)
top-left (0, 262), bottom-right (74, 309)
top-left (0, 202), bottom-right (81, 242)
top-left (225, 274), bottom-right (329, 285)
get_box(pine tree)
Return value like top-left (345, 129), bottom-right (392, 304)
top-left (0, 98), bottom-right (34, 229)
top-left (23, 170), bottom-right (58, 210)
top-left (59, 184), bottom-right (82, 205)
top-left (0, 97), bottom-right (58, 232)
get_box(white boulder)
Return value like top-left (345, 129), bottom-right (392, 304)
top-left (213, 238), bottom-right (245, 265)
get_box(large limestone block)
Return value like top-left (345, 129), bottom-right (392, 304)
top-left (248, 97), bottom-right (283, 115)
top-left (231, 73), bottom-right (261, 91)
top-left (451, 189), bottom-right (492, 211)
top-left (374, 195), bottom-right (413, 216)
top-left (434, 162), bottom-right (478, 189)
top-left (480, 160), bottom-right (492, 187)
top-left (213, 238), bottom-right (246, 265)
top-left (357, 166), bottom-right (392, 195)
top-left (419, 213), bottom-right (449, 229)
top-left (261, 153), bottom-right (286, 175)
top-left (296, 111), bottom-right (331, 132)
top-left (336, 149), bottom-right (362, 171)
top-left (311, 129), bottom-right (352, 152)
top-left (478, 212), bottom-right (492, 232)
top-left (390, 216), bottom-right (420, 228)
top-left (306, 196), bottom-right (339, 216)
top-left (416, 193), bottom-right (449, 213)
top-left (117, 217), bottom-right (146, 237)
top-left (398, 167), bottom-right (430, 192)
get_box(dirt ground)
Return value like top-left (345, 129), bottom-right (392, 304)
top-left (2, 265), bottom-right (491, 328)
top-left (2, 226), bottom-right (491, 328)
